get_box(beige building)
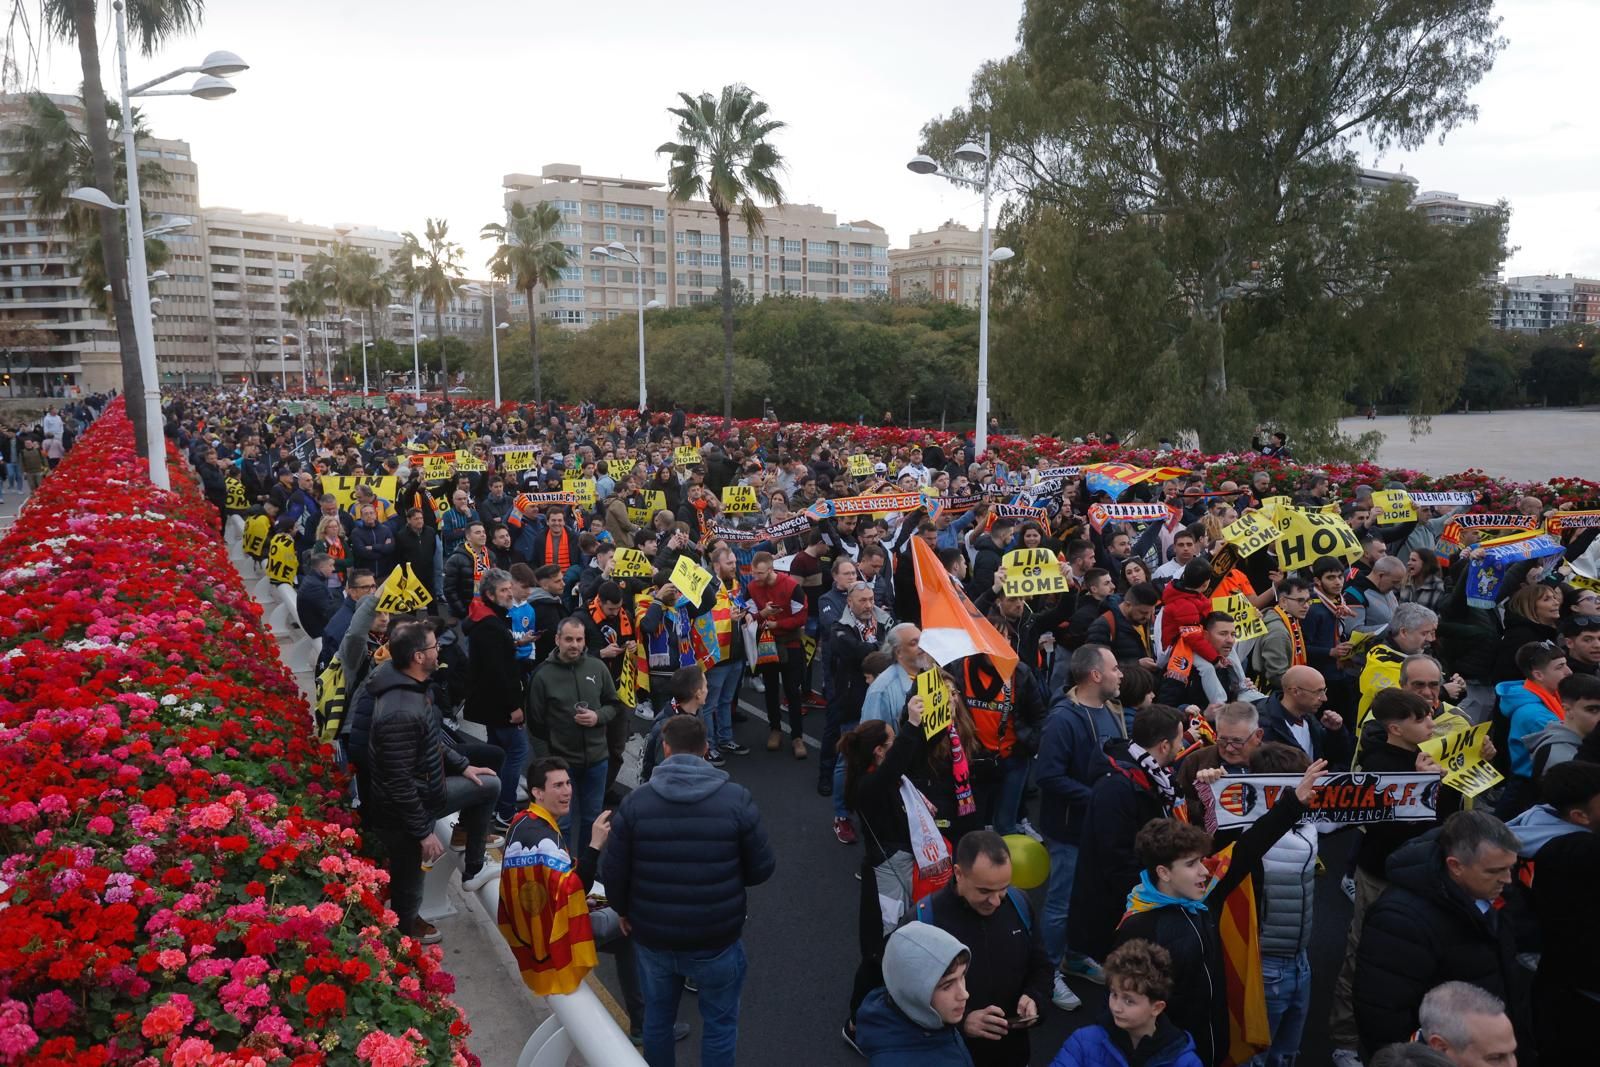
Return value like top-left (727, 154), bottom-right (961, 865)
top-left (888, 220), bottom-right (983, 306)
top-left (502, 163), bottom-right (889, 328)
top-left (0, 93), bottom-right (207, 394)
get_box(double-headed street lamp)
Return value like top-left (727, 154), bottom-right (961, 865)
top-left (388, 299), bottom-right (425, 397)
top-left (907, 132), bottom-right (1013, 460)
top-left (592, 240), bottom-right (663, 411)
top-left (461, 284), bottom-right (511, 406)
top-left (66, 1), bottom-right (245, 490)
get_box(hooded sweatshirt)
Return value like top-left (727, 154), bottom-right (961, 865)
top-left (856, 921), bottom-right (976, 1067)
top-left (1507, 803), bottom-right (1585, 860)
top-left (1496, 679), bottom-right (1564, 779)
top-left (1526, 719), bottom-right (1586, 780)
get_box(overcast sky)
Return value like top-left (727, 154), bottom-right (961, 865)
top-left (29, 0), bottom-right (1597, 279)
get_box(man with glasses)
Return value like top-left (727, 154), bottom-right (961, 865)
top-left (1175, 701), bottom-right (1264, 836)
top-left (319, 568), bottom-right (379, 672)
top-left (1399, 654), bottom-right (1475, 739)
top-left (1253, 575), bottom-right (1314, 693)
top-left (1259, 663), bottom-right (1351, 768)
top-left (368, 621), bottom-right (502, 944)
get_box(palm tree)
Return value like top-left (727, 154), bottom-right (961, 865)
top-left (396, 219), bottom-right (464, 391)
top-left (36, 0), bottom-right (207, 459)
top-left (481, 201), bottom-right (569, 403)
top-left (658, 84), bottom-right (786, 428)
top-left (284, 276), bottom-right (329, 388)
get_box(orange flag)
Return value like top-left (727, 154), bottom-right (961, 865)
top-left (910, 536), bottom-right (1019, 682)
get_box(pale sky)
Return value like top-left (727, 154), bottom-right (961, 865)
top-left (28, 0), bottom-right (1598, 279)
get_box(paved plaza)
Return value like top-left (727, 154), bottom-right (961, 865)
top-left (1338, 407), bottom-right (1600, 481)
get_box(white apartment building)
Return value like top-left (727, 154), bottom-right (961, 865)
top-left (1414, 189), bottom-right (1500, 227)
top-left (1492, 274), bottom-right (1600, 333)
top-left (888, 220), bottom-right (983, 307)
top-left (502, 163), bottom-right (889, 328)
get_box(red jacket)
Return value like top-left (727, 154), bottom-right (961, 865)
top-left (1160, 583), bottom-right (1221, 663)
top-left (746, 571), bottom-right (808, 647)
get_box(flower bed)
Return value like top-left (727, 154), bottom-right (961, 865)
top-left (0, 403), bottom-right (474, 1065)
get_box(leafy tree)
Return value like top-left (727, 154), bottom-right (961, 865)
top-left (284, 276), bottom-right (330, 388)
top-left (659, 84), bottom-right (787, 429)
top-left (0, 320), bottom-right (52, 397)
top-left (1524, 343), bottom-right (1594, 407)
top-left (482, 201), bottom-right (569, 404)
top-left (395, 219), bottom-right (465, 390)
top-left (921, 0), bottom-right (1508, 455)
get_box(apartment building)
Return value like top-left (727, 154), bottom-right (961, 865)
top-left (502, 163), bottom-right (889, 328)
top-left (0, 93), bottom-right (207, 394)
top-left (1491, 274), bottom-right (1600, 333)
top-left (1414, 189), bottom-right (1500, 227)
top-left (888, 220), bottom-right (983, 307)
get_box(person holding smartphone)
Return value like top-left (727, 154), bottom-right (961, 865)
top-left (912, 830), bottom-right (1053, 1067)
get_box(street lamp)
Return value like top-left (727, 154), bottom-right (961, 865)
top-left (264, 337), bottom-right (288, 391)
top-left (592, 240), bottom-right (662, 411)
top-left (907, 131), bottom-right (1008, 459)
top-left (67, 3), bottom-right (245, 490)
top-left (307, 326), bottom-right (332, 395)
top-left (389, 299), bottom-right (422, 397)
top-left (461, 283), bottom-right (509, 406)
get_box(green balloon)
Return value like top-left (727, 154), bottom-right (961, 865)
top-left (1003, 833), bottom-right (1051, 890)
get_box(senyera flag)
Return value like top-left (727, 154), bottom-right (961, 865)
top-left (911, 535), bottom-right (1019, 682)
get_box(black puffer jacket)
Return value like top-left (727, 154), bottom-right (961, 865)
top-left (443, 545), bottom-right (479, 620)
top-left (600, 753), bottom-right (776, 952)
top-left (367, 661), bottom-right (468, 840)
top-left (463, 597), bottom-right (522, 729)
top-left (1353, 829), bottom-right (1521, 1054)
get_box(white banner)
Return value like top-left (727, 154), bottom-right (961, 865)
top-left (1198, 772), bottom-right (1441, 833)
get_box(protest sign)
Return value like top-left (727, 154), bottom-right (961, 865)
top-left (1199, 772), bottom-right (1440, 833)
top-left (242, 514), bottom-right (270, 558)
top-left (1275, 511), bottom-right (1362, 572)
top-left (918, 667), bottom-right (953, 740)
top-left (674, 445), bottom-right (702, 466)
top-left (1371, 489), bottom-right (1417, 526)
top-left (420, 453), bottom-right (454, 483)
top-left (376, 563), bottom-right (434, 613)
top-left (453, 452), bottom-right (488, 473)
top-left (848, 454), bottom-right (874, 477)
top-left (608, 457), bottom-right (636, 480)
top-left (1418, 722), bottom-right (1503, 799)
top-left (358, 475), bottom-right (398, 503)
top-left (612, 547), bottom-right (653, 578)
top-left (500, 449), bottom-right (537, 473)
top-left (266, 533), bottom-right (299, 585)
top-left (1002, 548), bottom-right (1069, 598)
top-left (562, 477), bottom-right (597, 510)
top-left (1223, 510), bottom-right (1281, 557)
top-left (669, 555), bottom-right (713, 603)
top-left (224, 476), bottom-right (249, 511)
top-left (721, 484), bottom-right (759, 513)
top-left (323, 476), bottom-right (361, 509)
top-left (1213, 592), bottom-right (1268, 641)
top-left (618, 655), bottom-right (639, 707)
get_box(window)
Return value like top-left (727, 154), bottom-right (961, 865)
top-left (807, 240), bottom-right (832, 257)
top-left (604, 203), bottom-right (617, 219)
top-left (585, 203), bottom-right (601, 218)
top-left (559, 266), bottom-right (581, 281)
top-left (559, 222), bottom-right (582, 239)
top-left (655, 272), bottom-right (667, 285)
top-left (546, 308), bottom-right (584, 324)
top-left (675, 231), bottom-right (685, 245)
top-left (604, 225), bottom-right (618, 241)
top-left (676, 272), bottom-right (687, 286)
top-left (554, 199), bottom-right (580, 216)
top-left (621, 269), bottom-right (635, 284)
top-left (852, 262), bottom-right (867, 276)
top-left (731, 255), bottom-right (747, 269)
top-left (731, 235), bottom-right (746, 251)
top-left (590, 268), bottom-right (605, 283)
top-left (850, 243), bottom-right (870, 258)
top-left (606, 269), bottom-right (619, 283)
top-left (783, 238), bottom-right (801, 253)
top-left (277, 268), bottom-right (296, 279)
top-left (548, 287), bottom-right (583, 303)
top-left (808, 260), bottom-right (831, 274)
top-left (872, 246), bottom-right (887, 259)
top-left (653, 250), bottom-right (667, 264)
top-left (653, 208), bottom-right (666, 222)
top-left (589, 289), bottom-right (605, 303)
top-left (782, 258), bottom-right (802, 272)
top-left (852, 281), bottom-right (867, 294)
top-left (619, 205), bottom-right (646, 222)
top-left (653, 229), bottom-right (666, 243)
top-left (702, 252), bottom-right (721, 267)
top-left (676, 251), bottom-right (687, 265)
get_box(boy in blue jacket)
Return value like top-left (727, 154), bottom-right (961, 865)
top-left (1048, 939), bottom-right (1202, 1067)
top-left (857, 921), bottom-right (976, 1066)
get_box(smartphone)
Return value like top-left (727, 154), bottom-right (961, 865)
top-left (1005, 1014), bottom-right (1039, 1029)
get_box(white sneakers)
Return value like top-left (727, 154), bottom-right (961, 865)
top-left (462, 861), bottom-right (502, 893)
top-left (1051, 973), bottom-right (1082, 1011)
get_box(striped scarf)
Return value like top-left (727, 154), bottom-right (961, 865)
top-left (1271, 607), bottom-right (1308, 666)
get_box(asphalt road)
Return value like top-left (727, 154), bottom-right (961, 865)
top-left (622, 683), bottom-right (1361, 1067)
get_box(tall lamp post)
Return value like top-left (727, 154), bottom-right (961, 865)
top-left (69, 9), bottom-right (246, 488)
top-left (592, 240), bottom-right (663, 411)
top-left (389, 298), bottom-right (423, 397)
top-left (907, 131), bottom-right (1013, 461)
top-left (461, 284), bottom-right (512, 406)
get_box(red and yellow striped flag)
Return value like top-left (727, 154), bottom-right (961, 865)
top-left (1209, 844), bottom-right (1269, 1066)
top-left (497, 807), bottom-right (598, 996)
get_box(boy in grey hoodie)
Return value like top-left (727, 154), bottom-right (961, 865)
top-left (856, 921), bottom-right (976, 1066)
top-left (1526, 672), bottom-right (1600, 779)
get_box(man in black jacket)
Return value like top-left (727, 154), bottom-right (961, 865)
top-left (601, 714), bottom-right (775, 1067)
top-left (821, 581), bottom-right (888, 824)
top-left (295, 553), bottom-right (338, 639)
top-left (1257, 664), bottom-right (1352, 768)
top-left (915, 830), bottom-right (1052, 1067)
top-left (1085, 581), bottom-right (1160, 668)
top-left (443, 521), bottom-right (488, 621)
top-left (1353, 811), bottom-right (1525, 1056)
top-left (391, 508), bottom-right (439, 603)
top-left (463, 568), bottom-right (527, 830)
top-left (367, 621), bottom-right (502, 944)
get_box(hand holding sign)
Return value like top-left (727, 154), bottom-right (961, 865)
top-left (1002, 549), bottom-right (1069, 597)
top-left (1417, 721), bottom-right (1503, 798)
top-left (668, 555), bottom-right (713, 604)
top-left (917, 667), bottom-right (953, 739)
top-left (721, 484), bottom-right (759, 513)
top-left (612, 547), bottom-right (653, 577)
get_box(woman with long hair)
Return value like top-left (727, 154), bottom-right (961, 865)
top-left (309, 515), bottom-right (348, 588)
top-left (1399, 547), bottom-right (1447, 613)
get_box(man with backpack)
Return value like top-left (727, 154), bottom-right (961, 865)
top-left (914, 830), bottom-right (1053, 1067)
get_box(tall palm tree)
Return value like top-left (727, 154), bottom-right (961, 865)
top-left (481, 201), bottom-right (569, 403)
top-left (284, 276), bottom-right (329, 388)
top-left (38, 0), bottom-right (207, 460)
top-left (396, 219), bottom-right (464, 391)
top-left (658, 84), bottom-right (786, 428)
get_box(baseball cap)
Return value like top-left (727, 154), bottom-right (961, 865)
top-left (874, 462), bottom-right (887, 474)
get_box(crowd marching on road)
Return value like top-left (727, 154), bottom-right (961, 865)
top-left (163, 386), bottom-right (1600, 1067)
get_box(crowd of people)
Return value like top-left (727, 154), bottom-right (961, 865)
top-left (163, 387), bottom-right (1600, 1067)
top-left (1, 397), bottom-right (108, 497)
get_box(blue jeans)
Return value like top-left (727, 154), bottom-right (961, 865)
top-left (487, 725), bottom-right (529, 823)
top-left (702, 660), bottom-right (742, 751)
top-left (1256, 950), bottom-right (1311, 1067)
top-left (832, 757), bottom-right (849, 820)
top-left (991, 755), bottom-right (1029, 835)
top-left (557, 760), bottom-right (608, 855)
top-left (1041, 839), bottom-right (1080, 966)
top-left (3, 462), bottom-right (19, 490)
top-left (635, 939), bottom-right (747, 1067)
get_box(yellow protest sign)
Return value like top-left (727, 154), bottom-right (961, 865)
top-left (1223, 510), bottom-right (1282, 557)
top-left (618, 655), bottom-right (638, 707)
top-left (1213, 592), bottom-right (1269, 642)
top-left (431, 491), bottom-right (450, 518)
top-left (612, 547), bottom-right (654, 578)
top-left (1418, 721), bottom-right (1503, 799)
top-left (1566, 571), bottom-right (1600, 595)
top-left (802, 632), bottom-right (818, 666)
top-left (315, 656), bottom-right (348, 742)
top-left (848, 454), bottom-right (874, 477)
top-left (242, 514), bottom-right (270, 558)
top-left (224, 476), bottom-right (249, 511)
top-left (674, 444), bottom-right (702, 467)
top-left (1276, 510), bottom-right (1362, 573)
top-left (358, 476), bottom-right (398, 503)
top-left (628, 490), bottom-right (667, 527)
top-left (501, 449), bottom-right (536, 474)
top-left (918, 667), bottom-right (953, 740)
top-left (1357, 643), bottom-right (1408, 722)
top-left (563, 477), bottom-right (597, 510)
top-left (721, 484), bottom-right (759, 514)
top-left (454, 452), bottom-right (488, 473)
top-left (669, 555), bottom-right (713, 604)
top-left (376, 563), bottom-right (434, 613)
top-left (420, 453), bottom-right (454, 483)
top-left (608, 457), bottom-right (636, 480)
top-left (266, 533), bottom-right (299, 585)
top-left (324, 475), bottom-right (361, 510)
top-left (1002, 548), bottom-right (1069, 597)
top-left (1371, 489), bottom-right (1417, 526)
